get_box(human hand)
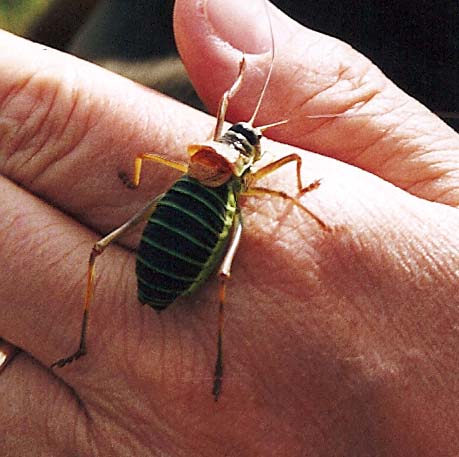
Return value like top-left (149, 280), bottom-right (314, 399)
top-left (1, 0), bottom-right (459, 456)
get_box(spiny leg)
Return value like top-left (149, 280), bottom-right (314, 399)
top-left (245, 152), bottom-right (327, 228)
top-left (51, 197), bottom-right (160, 368)
top-left (213, 57), bottom-right (247, 140)
top-left (248, 153), bottom-right (315, 194)
top-left (119, 153), bottom-right (188, 189)
top-left (213, 212), bottom-right (243, 401)
top-left (243, 186), bottom-right (329, 231)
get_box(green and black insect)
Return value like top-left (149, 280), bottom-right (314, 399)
top-left (52, 31), bottom-right (328, 402)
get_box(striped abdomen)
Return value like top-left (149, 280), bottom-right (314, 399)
top-left (136, 175), bottom-right (237, 310)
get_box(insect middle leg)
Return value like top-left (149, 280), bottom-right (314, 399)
top-left (51, 197), bottom-right (160, 368)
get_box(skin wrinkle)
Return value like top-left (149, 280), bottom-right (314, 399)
top-left (111, 347), bottom-right (211, 457)
top-left (2, 46), bottom-right (202, 244)
top-left (0, 78), bottom-right (42, 168)
top-left (184, 308), bottom-right (216, 379)
top-left (407, 174), bottom-right (459, 206)
top-left (348, 223), bottom-right (459, 408)
top-left (122, 312), bottom-right (173, 401)
top-left (1, 74), bottom-right (86, 189)
top-left (353, 124), bottom-right (400, 167)
top-left (97, 400), bottom-right (160, 457)
top-left (10, 82), bottom-right (66, 184)
top-left (239, 274), bottom-right (372, 420)
top-left (55, 85), bottom-right (81, 142)
top-left (0, 69), bottom-right (31, 112)
top-left (2, 213), bottom-right (56, 268)
top-left (319, 225), bottom-right (411, 332)
top-left (412, 229), bottom-right (459, 286)
top-left (231, 363), bottom-right (310, 453)
top-left (58, 387), bottom-right (89, 456)
top-left (106, 257), bottom-right (140, 366)
top-left (289, 90), bottom-right (390, 163)
top-left (44, 382), bottom-right (72, 455)
top-left (353, 126), bottom-right (456, 194)
top-left (18, 78), bottom-right (61, 176)
top-left (33, 236), bottom-right (82, 289)
top-left (311, 54), bottom-right (380, 105)
top-left (0, 84), bottom-right (34, 174)
top-left (291, 321), bottom-right (383, 453)
top-left (7, 358), bottom-right (72, 456)
top-left (29, 93), bottom-right (92, 191)
top-left (239, 330), bottom-right (273, 398)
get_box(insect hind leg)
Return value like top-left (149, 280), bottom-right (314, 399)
top-left (213, 213), bottom-right (243, 401)
top-left (51, 197), bottom-right (160, 369)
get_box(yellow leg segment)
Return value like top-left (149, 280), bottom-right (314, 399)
top-left (120, 153), bottom-right (188, 189)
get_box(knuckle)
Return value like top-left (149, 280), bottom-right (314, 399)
top-left (0, 68), bottom-right (90, 185)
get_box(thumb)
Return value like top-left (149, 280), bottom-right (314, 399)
top-left (174, 0), bottom-right (459, 206)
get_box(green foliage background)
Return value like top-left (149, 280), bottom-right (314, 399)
top-left (0, 0), bottom-right (52, 35)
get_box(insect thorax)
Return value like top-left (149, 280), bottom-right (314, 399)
top-left (187, 122), bottom-right (263, 188)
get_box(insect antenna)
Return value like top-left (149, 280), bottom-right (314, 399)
top-left (247, 0), bottom-right (276, 127)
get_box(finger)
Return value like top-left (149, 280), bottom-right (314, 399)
top-left (0, 170), bottom-right (222, 401)
top-left (174, 0), bottom-right (459, 206)
top-left (0, 174), bottom-right (136, 373)
top-left (0, 30), bottom-right (214, 240)
top-left (0, 351), bottom-right (85, 456)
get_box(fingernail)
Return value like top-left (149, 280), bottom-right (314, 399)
top-left (205, 0), bottom-right (276, 54)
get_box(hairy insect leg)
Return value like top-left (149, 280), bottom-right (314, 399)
top-left (51, 197), bottom-right (161, 369)
top-left (213, 57), bottom-right (247, 140)
top-left (213, 212), bottom-right (243, 401)
top-left (243, 186), bottom-right (329, 231)
top-left (119, 153), bottom-right (188, 189)
top-left (248, 153), bottom-right (314, 193)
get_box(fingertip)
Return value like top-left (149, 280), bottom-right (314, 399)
top-left (173, 0), bottom-right (371, 126)
top-left (173, 0), bottom-right (237, 114)
top-left (173, 0), bottom-right (300, 117)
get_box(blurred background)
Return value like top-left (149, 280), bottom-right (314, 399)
top-left (0, 0), bottom-right (457, 130)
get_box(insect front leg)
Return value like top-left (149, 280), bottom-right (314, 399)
top-left (213, 57), bottom-right (247, 140)
top-left (119, 153), bottom-right (188, 189)
top-left (51, 197), bottom-right (160, 369)
top-left (213, 212), bottom-right (243, 401)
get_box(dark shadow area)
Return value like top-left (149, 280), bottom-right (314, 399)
top-left (26, 0), bottom-right (458, 130)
